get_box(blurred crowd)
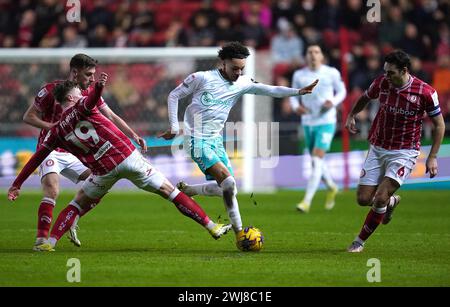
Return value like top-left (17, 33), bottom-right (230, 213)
top-left (0, 0), bottom-right (449, 149)
top-left (0, 59), bottom-right (221, 137)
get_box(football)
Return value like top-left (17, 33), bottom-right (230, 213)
top-left (236, 226), bottom-right (264, 252)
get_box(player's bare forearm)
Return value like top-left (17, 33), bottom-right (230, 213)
top-left (320, 100), bottom-right (334, 113)
top-left (349, 94), bottom-right (371, 116)
top-left (425, 114), bottom-right (445, 178)
top-left (345, 95), bottom-right (371, 134)
top-left (108, 112), bottom-right (147, 152)
top-left (105, 110), bottom-right (134, 138)
top-left (24, 114), bottom-right (54, 130)
top-left (10, 146), bottom-right (51, 195)
top-left (295, 104), bottom-right (310, 115)
top-left (23, 105), bottom-right (53, 130)
top-left (429, 114), bottom-right (445, 159)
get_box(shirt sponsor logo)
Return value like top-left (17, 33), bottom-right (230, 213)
top-left (388, 106), bottom-right (416, 116)
top-left (94, 141), bottom-right (112, 160)
top-left (200, 92), bottom-right (232, 107)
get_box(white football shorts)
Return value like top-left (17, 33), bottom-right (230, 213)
top-left (359, 144), bottom-right (419, 186)
top-left (81, 149), bottom-right (166, 199)
top-left (39, 151), bottom-right (89, 184)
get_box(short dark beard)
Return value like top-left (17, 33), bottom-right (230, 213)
top-left (219, 68), bottom-right (233, 82)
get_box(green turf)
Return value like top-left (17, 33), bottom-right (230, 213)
top-left (0, 189), bottom-right (449, 286)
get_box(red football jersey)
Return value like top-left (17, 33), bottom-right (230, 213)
top-left (41, 87), bottom-right (135, 175)
top-left (33, 81), bottom-right (107, 151)
top-left (364, 75), bottom-right (441, 150)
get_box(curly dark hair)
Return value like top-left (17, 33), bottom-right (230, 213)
top-left (218, 41), bottom-right (250, 60)
top-left (385, 50), bottom-right (411, 71)
top-left (53, 80), bottom-right (77, 103)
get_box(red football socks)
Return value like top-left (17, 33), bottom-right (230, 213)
top-left (172, 192), bottom-right (210, 226)
top-left (49, 204), bottom-right (80, 241)
top-left (358, 207), bottom-right (386, 241)
top-left (36, 198), bottom-right (55, 238)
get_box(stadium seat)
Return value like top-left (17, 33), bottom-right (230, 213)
top-left (212, 0), bottom-right (230, 13)
top-left (322, 30), bottom-right (339, 49)
top-left (272, 63), bottom-right (291, 80)
top-left (422, 61), bottom-right (437, 78)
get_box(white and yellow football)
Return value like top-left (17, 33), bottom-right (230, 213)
top-left (236, 226), bottom-right (264, 252)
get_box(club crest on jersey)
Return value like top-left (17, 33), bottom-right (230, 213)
top-left (397, 166), bottom-right (405, 177)
top-left (407, 94), bottom-right (418, 103)
top-left (45, 159), bottom-right (55, 167)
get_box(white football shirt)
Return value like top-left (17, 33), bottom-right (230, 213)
top-left (168, 69), bottom-right (300, 138)
top-left (290, 65), bottom-right (346, 126)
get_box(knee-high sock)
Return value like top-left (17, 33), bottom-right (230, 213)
top-left (304, 156), bottom-right (324, 204)
top-left (221, 176), bottom-right (242, 232)
top-left (37, 197), bottom-right (55, 239)
top-left (185, 182), bottom-right (223, 197)
top-left (357, 206), bottom-right (387, 242)
top-left (48, 201), bottom-right (81, 246)
top-left (71, 199), bottom-right (100, 230)
top-left (169, 189), bottom-right (211, 227)
top-left (321, 160), bottom-right (336, 189)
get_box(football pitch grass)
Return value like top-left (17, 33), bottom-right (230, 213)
top-left (0, 189), bottom-right (449, 287)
